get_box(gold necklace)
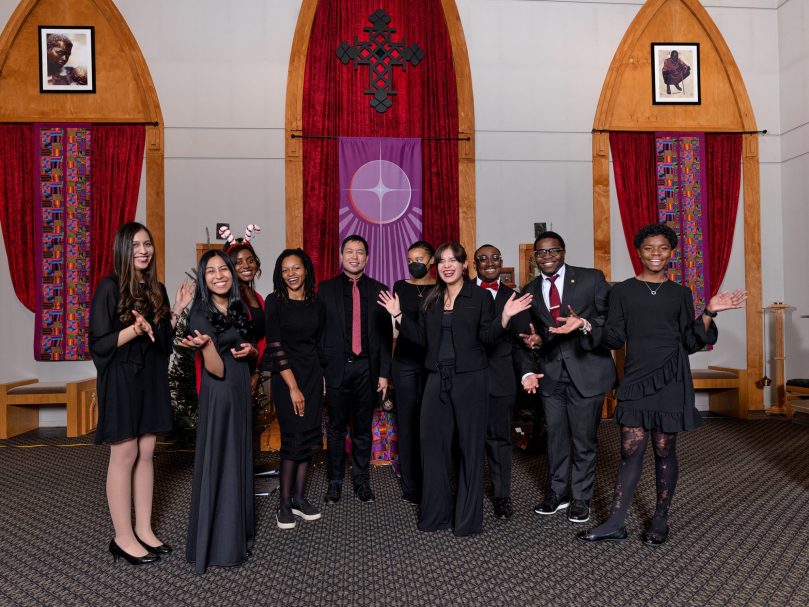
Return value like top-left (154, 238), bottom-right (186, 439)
top-left (213, 300), bottom-right (229, 314)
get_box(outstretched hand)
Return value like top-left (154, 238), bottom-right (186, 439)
top-left (707, 289), bottom-right (747, 314)
top-left (174, 277), bottom-right (196, 311)
top-left (131, 310), bottom-right (155, 342)
top-left (548, 305), bottom-right (585, 335)
top-left (178, 329), bottom-right (211, 350)
top-left (519, 323), bottom-right (543, 350)
top-left (522, 373), bottom-right (544, 394)
top-left (377, 290), bottom-right (402, 318)
top-left (502, 292), bottom-right (533, 324)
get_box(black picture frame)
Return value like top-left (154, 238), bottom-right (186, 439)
top-left (652, 42), bottom-right (700, 105)
top-left (39, 26), bottom-right (96, 94)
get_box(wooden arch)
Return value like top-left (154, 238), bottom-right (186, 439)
top-left (0, 0), bottom-right (165, 274)
top-left (284, 0), bottom-right (476, 254)
top-left (592, 0), bottom-right (762, 412)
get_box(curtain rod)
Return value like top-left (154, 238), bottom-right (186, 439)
top-left (0, 120), bottom-right (159, 126)
top-left (591, 128), bottom-right (767, 135)
top-left (290, 133), bottom-right (471, 141)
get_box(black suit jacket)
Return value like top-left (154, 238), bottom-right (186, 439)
top-left (317, 274), bottom-right (392, 387)
top-left (480, 282), bottom-right (529, 398)
top-left (398, 280), bottom-right (504, 374)
top-left (521, 265), bottom-right (616, 398)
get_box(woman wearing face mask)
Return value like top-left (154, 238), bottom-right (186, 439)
top-left (390, 241), bottom-right (436, 504)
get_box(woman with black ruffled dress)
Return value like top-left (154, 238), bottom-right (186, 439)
top-left (576, 223), bottom-right (746, 546)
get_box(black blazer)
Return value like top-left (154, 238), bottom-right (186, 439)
top-left (398, 280), bottom-right (505, 374)
top-left (481, 282), bottom-right (530, 398)
top-left (317, 273), bottom-right (392, 387)
top-left (521, 265), bottom-right (616, 398)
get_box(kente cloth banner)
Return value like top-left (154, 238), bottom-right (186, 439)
top-left (34, 124), bottom-right (92, 361)
top-left (656, 132), bottom-right (710, 315)
top-left (338, 137), bottom-right (422, 289)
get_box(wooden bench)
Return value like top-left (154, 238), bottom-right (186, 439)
top-left (0, 378), bottom-right (97, 439)
top-left (691, 366), bottom-right (747, 418)
top-left (785, 379), bottom-right (809, 417)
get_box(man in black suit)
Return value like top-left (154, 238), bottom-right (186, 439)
top-left (520, 231), bottom-right (616, 523)
top-left (318, 235), bottom-right (392, 504)
top-left (474, 244), bottom-right (529, 520)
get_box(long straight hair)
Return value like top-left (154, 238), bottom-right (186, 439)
top-left (112, 221), bottom-right (169, 325)
top-left (421, 242), bottom-right (467, 314)
top-left (193, 249), bottom-right (252, 339)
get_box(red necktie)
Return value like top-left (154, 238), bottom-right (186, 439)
top-left (352, 278), bottom-right (362, 355)
top-left (548, 274), bottom-right (561, 325)
top-left (481, 280), bottom-right (499, 291)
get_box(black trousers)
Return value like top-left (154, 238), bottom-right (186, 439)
top-left (485, 393), bottom-right (513, 499)
top-left (326, 358), bottom-right (376, 485)
top-left (391, 360), bottom-right (425, 499)
top-left (542, 364), bottom-right (602, 501)
top-left (420, 364), bottom-right (487, 537)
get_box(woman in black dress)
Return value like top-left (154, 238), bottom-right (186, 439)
top-left (265, 249), bottom-right (324, 529)
top-left (391, 240), bottom-right (435, 504)
top-left (90, 222), bottom-right (194, 565)
top-left (576, 223), bottom-right (746, 546)
top-left (378, 242), bottom-right (532, 536)
top-left (181, 250), bottom-right (257, 573)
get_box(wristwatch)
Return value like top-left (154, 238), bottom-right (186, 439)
top-left (702, 308), bottom-right (718, 318)
top-left (579, 318), bottom-right (592, 334)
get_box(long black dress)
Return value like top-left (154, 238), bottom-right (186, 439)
top-left (265, 294), bottom-right (324, 461)
top-left (602, 278), bottom-right (717, 432)
top-left (89, 275), bottom-right (173, 444)
top-left (186, 305), bottom-right (254, 574)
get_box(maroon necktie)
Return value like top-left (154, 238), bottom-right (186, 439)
top-left (548, 274), bottom-right (561, 325)
top-left (352, 278), bottom-right (362, 355)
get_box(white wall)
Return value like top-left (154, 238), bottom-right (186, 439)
top-left (0, 0), bottom-right (801, 424)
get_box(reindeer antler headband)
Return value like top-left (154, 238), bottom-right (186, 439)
top-left (219, 224), bottom-right (262, 253)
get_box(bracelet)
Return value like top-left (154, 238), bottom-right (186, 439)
top-left (579, 318), bottom-right (592, 334)
top-left (393, 313), bottom-right (402, 319)
top-left (702, 308), bottom-right (718, 318)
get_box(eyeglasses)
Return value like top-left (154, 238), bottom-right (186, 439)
top-left (475, 254), bottom-right (501, 263)
top-left (534, 248), bottom-right (564, 258)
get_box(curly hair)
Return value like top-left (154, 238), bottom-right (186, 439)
top-left (46, 33), bottom-right (73, 51)
top-left (633, 223), bottom-right (679, 249)
top-left (534, 230), bottom-right (566, 250)
top-left (272, 249), bottom-right (317, 305)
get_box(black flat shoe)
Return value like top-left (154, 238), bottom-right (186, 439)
top-left (576, 527), bottom-right (628, 544)
top-left (109, 540), bottom-right (160, 565)
top-left (135, 533), bottom-right (173, 555)
top-left (642, 526), bottom-right (669, 547)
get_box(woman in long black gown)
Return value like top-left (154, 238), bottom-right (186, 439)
top-left (265, 249), bottom-right (325, 529)
top-left (90, 222), bottom-right (194, 565)
top-left (391, 240), bottom-right (435, 504)
top-left (575, 223), bottom-right (746, 546)
top-left (181, 250), bottom-right (257, 574)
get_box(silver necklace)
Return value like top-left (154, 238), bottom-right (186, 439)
top-left (213, 300), bottom-right (229, 315)
top-left (641, 279), bottom-right (667, 296)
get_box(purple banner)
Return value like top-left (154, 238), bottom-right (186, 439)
top-left (338, 137), bottom-right (422, 289)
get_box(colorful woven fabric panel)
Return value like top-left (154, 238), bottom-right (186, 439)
top-left (655, 132), bottom-right (710, 315)
top-left (34, 125), bottom-right (92, 361)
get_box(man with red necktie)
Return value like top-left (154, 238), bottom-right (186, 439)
top-left (519, 231), bottom-right (616, 524)
top-left (474, 244), bottom-right (529, 520)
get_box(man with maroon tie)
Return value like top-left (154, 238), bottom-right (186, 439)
top-left (317, 235), bottom-right (392, 504)
top-left (474, 244), bottom-right (529, 520)
top-left (520, 231), bottom-right (615, 523)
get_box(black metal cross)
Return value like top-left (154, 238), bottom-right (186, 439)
top-left (336, 9), bottom-right (424, 114)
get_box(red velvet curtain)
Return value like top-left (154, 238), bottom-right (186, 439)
top-left (0, 124), bottom-right (37, 311)
top-left (609, 132), bottom-right (658, 275)
top-left (705, 133), bottom-right (742, 295)
top-left (91, 125), bottom-right (145, 291)
top-left (302, 0), bottom-right (459, 285)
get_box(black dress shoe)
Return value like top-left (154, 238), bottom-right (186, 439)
top-left (135, 533), bottom-right (173, 555)
top-left (355, 482), bottom-right (375, 503)
top-left (401, 492), bottom-right (420, 505)
top-left (568, 499), bottom-right (590, 523)
top-left (324, 482), bottom-right (342, 504)
top-left (493, 497), bottom-right (514, 520)
top-left (534, 492), bottom-right (570, 515)
top-left (576, 527), bottom-right (628, 544)
top-left (109, 540), bottom-right (160, 565)
top-left (642, 526), bottom-right (670, 546)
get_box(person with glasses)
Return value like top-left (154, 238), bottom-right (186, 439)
top-left (519, 231), bottom-right (616, 525)
top-left (378, 242), bottom-right (532, 536)
top-left (474, 244), bottom-right (529, 520)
